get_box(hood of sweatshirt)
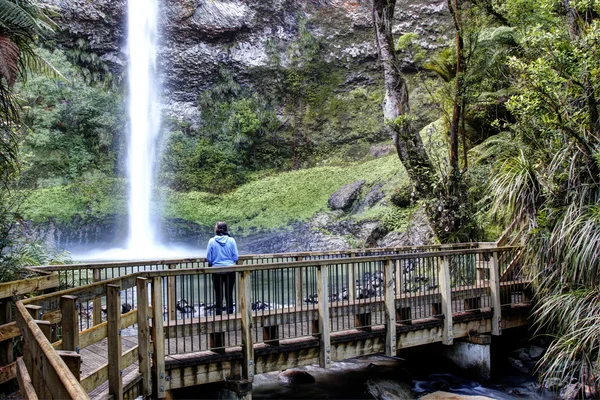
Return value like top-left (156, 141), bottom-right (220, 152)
top-left (215, 235), bottom-right (229, 245)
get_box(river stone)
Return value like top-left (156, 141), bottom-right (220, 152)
top-left (528, 345), bottom-right (544, 360)
top-left (508, 357), bottom-right (529, 374)
top-left (278, 369), bottom-right (315, 385)
top-left (328, 180), bottom-right (365, 211)
top-left (513, 348), bottom-right (532, 361)
top-left (364, 379), bottom-right (413, 400)
top-left (419, 392), bottom-right (494, 400)
top-left (559, 383), bottom-right (580, 400)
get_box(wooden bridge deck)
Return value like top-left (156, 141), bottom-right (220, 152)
top-left (81, 286), bottom-right (529, 398)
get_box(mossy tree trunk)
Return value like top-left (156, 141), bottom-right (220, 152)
top-left (372, 0), bottom-right (435, 198)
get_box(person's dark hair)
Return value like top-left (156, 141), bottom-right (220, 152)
top-left (214, 221), bottom-right (228, 236)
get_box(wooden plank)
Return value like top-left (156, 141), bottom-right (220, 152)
top-left (93, 268), bottom-right (102, 326)
top-left (490, 252), bottom-right (502, 336)
top-left (16, 358), bottom-right (37, 400)
top-left (383, 259), bottom-right (396, 356)
top-left (136, 277), bottom-right (151, 396)
top-left (151, 277), bottom-right (166, 399)
top-left (0, 361), bottom-right (15, 384)
top-left (239, 270), bottom-right (254, 381)
top-left (316, 265), bottom-right (331, 369)
top-left (0, 274), bottom-right (58, 300)
top-left (107, 284), bottom-right (123, 400)
top-left (80, 346), bottom-right (138, 393)
top-left (439, 256), bottom-right (453, 345)
top-left (15, 302), bottom-right (89, 399)
top-left (60, 295), bottom-right (79, 352)
top-left (54, 308), bottom-right (138, 351)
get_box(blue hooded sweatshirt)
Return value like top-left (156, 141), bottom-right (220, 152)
top-left (206, 235), bottom-right (239, 267)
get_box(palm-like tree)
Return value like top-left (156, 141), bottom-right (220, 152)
top-left (0, 0), bottom-right (56, 186)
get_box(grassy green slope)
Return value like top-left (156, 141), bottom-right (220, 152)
top-left (23, 155), bottom-right (408, 233)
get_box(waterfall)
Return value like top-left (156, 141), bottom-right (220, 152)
top-left (126, 0), bottom-right (160, 252)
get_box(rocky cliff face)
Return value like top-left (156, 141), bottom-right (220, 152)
top-left (45, 0), bottom-right (450, 125)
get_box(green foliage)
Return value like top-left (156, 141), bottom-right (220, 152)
top-left (15, 48), bottom-right (124, 187)
top-left (396, 33), bottom-right (426, 64)
top-left (379, 205), bottom-right (413, 232)
top-left (21, 177), bottom-right (127, 225)
top-left (476, 0), bottom-right (600, 390)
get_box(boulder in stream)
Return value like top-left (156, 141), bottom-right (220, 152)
top-left (278, 369), bottom-right (315, 385)
top-left (364, 379), bottom-right (413, 400)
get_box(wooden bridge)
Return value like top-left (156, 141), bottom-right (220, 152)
top-left (7, 243), bottom-right (530, 399)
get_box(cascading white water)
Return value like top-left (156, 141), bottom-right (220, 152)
top-left (126, 0), bottom-right (160, 253)
top-left (72, 0), bottom-right (202, 261)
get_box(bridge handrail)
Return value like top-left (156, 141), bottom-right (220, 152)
top-left (28, 242), bottom-right (481, 271)
top-left (14, 244), bottom-right (527, 399)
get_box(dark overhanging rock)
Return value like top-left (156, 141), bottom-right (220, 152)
top-left (328, 180), bottom-right (365, 212)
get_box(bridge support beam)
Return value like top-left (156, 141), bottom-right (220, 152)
top-left (240, 270), bottom-right (254, 381)
top-left (443, 334), bottom-right (492, 381)
top-left (384, 259), bottom-right (396, 356)
top-left (490, 252), bottom-right (502, 336)
top-left (317, 265), bottom-right (331, 369)
top-left (152, 277), bottom-right (166, 399)
top-left (439, 257), bottom-right (453, 345)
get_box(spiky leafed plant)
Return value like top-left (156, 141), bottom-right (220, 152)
top-left (478, 0), bottom-right (600, 394)
top-left (0, 0), bottom-right (57, 185)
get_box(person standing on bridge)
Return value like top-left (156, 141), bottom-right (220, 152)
top-left (206, 221), bottom-right (239, 315)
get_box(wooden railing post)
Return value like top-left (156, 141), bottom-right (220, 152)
top-left (394, 259), bottom-right (402, 299)
top-left (107, 284), bottom-right (123, 400)
top-left (167, 264), bottom-right (176, 321)
top-left (93, 268), bottom-right (102, 326)
top-left (239, 270), bottom-right (254, 381)
top-left (439, 256), bottom-right (453, 345)
top-left (383, 259), bottom-right (396, 356)
top-left (347, 261), bottom-right (355, 302)
top-left (25, 305), bottom-right (47, 399)
top-left (0, 299), bottom-right (14, 385)
top-left (317, 265), bottom-right (331, 369)
top-left (136, 277), bottom-right (152, 396)
top-left (60, 296), bottom-right (79, 352)
top-left (151, 277), bottom-right (166, 399)
top-left (56, 350), bottom-right (81, 381)
top-left (490, 252), bottom-right (502, 336)
top-left (294, 257), bottom-right (303, 307)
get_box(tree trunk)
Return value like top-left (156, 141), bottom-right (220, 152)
top-left (563, 0), bottom-right (600, 141)
top-left (448, 0), bottom-right (464, 176)
top-left (372, 0), bottom-right (435, 197)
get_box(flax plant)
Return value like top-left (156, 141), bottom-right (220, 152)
top-left (476, 0), bottom-right (600, 394)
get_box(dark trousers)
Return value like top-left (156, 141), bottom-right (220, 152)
top-left (212, 272), bottom-right (235, 314)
